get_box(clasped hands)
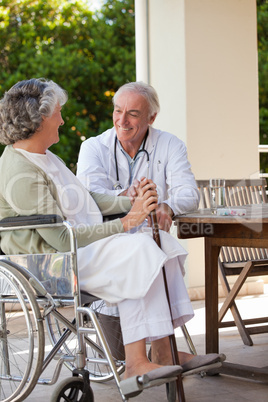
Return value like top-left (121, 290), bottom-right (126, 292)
top-left (119, 178), bottom-right (173, 232)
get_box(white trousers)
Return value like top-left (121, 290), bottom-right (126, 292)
top-left (78, 228), bottom-right (193, 345)
top-left (118, 256), bottom-right (194, 345)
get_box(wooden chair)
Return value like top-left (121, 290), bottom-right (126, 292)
top-left (197, 179), bottom-right (268, 346)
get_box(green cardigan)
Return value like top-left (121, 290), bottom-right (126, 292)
top-left (0, 146), bottom-right (131, 254)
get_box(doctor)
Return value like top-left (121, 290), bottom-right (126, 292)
top-left (76, 81), bottom-right (201, 363)
top-left (77, 81), bottom-right (200, 232)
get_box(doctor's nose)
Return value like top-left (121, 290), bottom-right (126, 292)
top-left (118, 112), bottom-right (129, 125)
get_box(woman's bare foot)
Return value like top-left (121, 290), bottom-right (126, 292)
top-left (151, 349), bottom-right (194, 365)
top-left (150, 337), bottom-right (195, 366)
top-left (124, 358), bottom-right (162, 379)
top-left (178, 351), bottom-right (195, 365)
top-left (124, 339), bottom-right (162, 379)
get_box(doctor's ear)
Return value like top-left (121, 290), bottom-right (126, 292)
top-left (148, 113), bottom-right (157, 125)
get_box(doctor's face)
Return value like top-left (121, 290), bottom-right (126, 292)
top-left (113, 91), bottom-right (156, 156)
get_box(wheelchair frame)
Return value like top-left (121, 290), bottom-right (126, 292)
top-left (0, 215), bottom-right (188, 402)
top-left (0, 215), bottom-right (128, 402)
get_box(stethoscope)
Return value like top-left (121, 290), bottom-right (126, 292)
top-left (113, 130), bottom-right (150, 190)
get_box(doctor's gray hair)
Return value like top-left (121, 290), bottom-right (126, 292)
top-left (112, 81), bottom-right (160, 119)
top-left (0, 78), bottom-right (68, 145)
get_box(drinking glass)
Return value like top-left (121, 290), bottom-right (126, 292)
top-left (209, 178), bottom-right (225, 214)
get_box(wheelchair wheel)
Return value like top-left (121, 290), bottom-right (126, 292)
top-left (50, 377), bottom-right (94, 402)
top-left (0, 261), bottom-right (45, 402)
top-left (45, 301), bottom-right (125, 382)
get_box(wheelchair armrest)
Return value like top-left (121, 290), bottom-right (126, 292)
top-left (103, 212), bottom-right (127, 222)
top-left (0, 214), bottom-right (63, 227)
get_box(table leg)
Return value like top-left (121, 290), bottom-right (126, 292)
top-left (205, 238), bottom-right (221, 353)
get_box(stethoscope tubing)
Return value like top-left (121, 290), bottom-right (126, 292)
top-left (113, 131), bottom-right (150, 190)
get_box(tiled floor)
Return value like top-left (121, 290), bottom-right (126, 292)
top-left (19, 295), bottom-right (268, 401)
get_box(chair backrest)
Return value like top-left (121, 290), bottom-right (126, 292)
top-left (197, 178), bottom-right (268, 209)
top-left (196, 179), bottom-right (268, 264)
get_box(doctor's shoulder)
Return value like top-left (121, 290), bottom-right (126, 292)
top-left (156, 129), bottom-right (186, 151)
top-left (79, 128), bottom-right (113, 156)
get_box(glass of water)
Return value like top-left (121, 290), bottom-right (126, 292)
top-left (209, 178), bottom-right (225, 214)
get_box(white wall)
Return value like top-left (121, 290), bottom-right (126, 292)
top-left (148, 0), bottom-right (187, 143)
top-left (185, 0), bottom-right (259, 179)
top-left (136, 0), bottom-right (260, 295)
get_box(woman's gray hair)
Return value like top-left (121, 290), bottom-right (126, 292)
top-left (112, 81), bottom-right (160, 119)
top-left (0, 78), bottom-right (68, 145)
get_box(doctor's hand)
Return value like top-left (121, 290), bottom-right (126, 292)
top-left (119, 179), bottom-right (140, 204)
top-left (120, 178), bottom-right (158, 231)
top-left (147, 203), bottom-right (174, 232)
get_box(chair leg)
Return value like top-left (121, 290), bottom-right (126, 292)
top-left (181, 324), bottom-right (197, 355)
top-left (218, 262), bottom-right (253, 346)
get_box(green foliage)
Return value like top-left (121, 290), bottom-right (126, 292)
top-left (0, 0), bottom-right (135, 169)
top-left (257, 0), bottom-right (268, 175)
top-left (258, 0), bottom-right (268, 144)
top-left (2, 1), bottom-right (266, 173)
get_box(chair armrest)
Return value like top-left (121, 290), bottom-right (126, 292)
top-left (103, 212), bottom-right (127, 222)
top-left (0, 214), bottom-right (63, 227)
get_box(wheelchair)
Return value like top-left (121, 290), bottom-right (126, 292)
top-left (0, 214), bottom-right (186, 402)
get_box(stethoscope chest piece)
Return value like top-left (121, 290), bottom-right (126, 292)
top-left (113, 181), bottom-right (123, 190)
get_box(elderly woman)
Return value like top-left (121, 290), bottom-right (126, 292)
top-left (0, 78), bottom-right (222, 379)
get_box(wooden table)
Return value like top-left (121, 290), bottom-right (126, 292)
top-left (175, 204), bottom-right (268, 382)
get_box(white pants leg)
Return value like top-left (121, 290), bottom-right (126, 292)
top-left (118, 257), bottom-right (194, 345)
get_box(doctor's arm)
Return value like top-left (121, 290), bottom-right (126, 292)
top-left (146, 203), bottom-right (174, 232)
top-left (146, 139), bottom-right (199, 232)
top-left (163, 137), bottom-right (200, 216)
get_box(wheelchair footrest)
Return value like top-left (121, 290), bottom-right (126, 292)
top-left (182, 361), bottom-right (223, 377)
top-left (120, 365), bottom-right (182, 398)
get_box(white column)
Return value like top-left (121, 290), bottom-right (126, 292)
top-left (135, 0), bottom-right (149, 82)
top-left (145, 0), bottom-right (260, 294)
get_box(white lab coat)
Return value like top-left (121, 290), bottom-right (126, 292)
top-left (77, 126), bottom-right (200, 216)
top-left (76, 127), bottom-right (197, 337)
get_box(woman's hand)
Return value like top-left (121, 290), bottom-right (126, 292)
top-left (120, 178), bottom-right (158, 231)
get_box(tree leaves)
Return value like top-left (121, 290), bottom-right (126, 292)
top-left (0, 0), bottom-right (135, 170)
top-left (258, 1), bottom-right (268, 146)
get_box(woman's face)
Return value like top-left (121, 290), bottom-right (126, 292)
top-left (41, 103), bottom-right (64, 147)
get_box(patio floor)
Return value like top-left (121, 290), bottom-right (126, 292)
top-left (25, 294), bottom-right (268, 401)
